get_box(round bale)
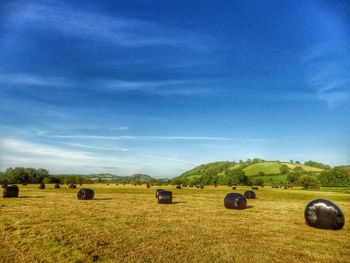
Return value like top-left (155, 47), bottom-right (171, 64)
top-left (39, 182), bottom-right (45, 189)
top-left (176, 185), bottom-right (181, 190)
top-left (3, 185), bottom-right (19, 198)
top-left (199, 185), bottom-right (204, 189)
top-left (77, 188), bottom-right (95, 200)
top-left (304, 199), bottom-right (345, 230)
top-left (146, 184), bottom-right (151, 188)
top-left (232, 186), bottom-right (236, 190)
top-left (244, 190), bottom-right (256, 199)
top-left (252, 186), bottom-right (259, 190)
top-left (155, 189), bottom-right (165, 198)
top-left (224, 193), bottom-right (247, 209)
top-left (157, 190), bottom-right (172, 204)
top-left (55, 183), bottom-right (60, 188)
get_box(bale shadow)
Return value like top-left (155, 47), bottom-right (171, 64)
top-left (246, 205), bottom-right (253, 209)
top-left (18, 196), bottom-right (45, 198)
top-left (93, 198), bottom-right (112, 201)
top-left (171, 201), bottom-right (187, 204)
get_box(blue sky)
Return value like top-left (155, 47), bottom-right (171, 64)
top-left (0, 0), bottom-right (349, 177)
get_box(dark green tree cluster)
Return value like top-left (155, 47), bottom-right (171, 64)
top-left (304, 160), bottom-right (331, 170)
top-left (318, 166), bottom-right (350, 187)
top-left (51, 175), bottom-right (93, 185)
top-left (1, 167), bottom-right (49, 184)
top-left (225, 169), bottom-right (251, 185)
top-left (299, 175), bottom-right (321, 189)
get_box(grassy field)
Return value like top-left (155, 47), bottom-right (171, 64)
top-left (243, 161), bottom-right (281, 176)
top-left (0, 184), bottom-right (349, 263)
top-left (281, 162), bottom-right (323, 172)
top-left (250, 174), bottom-right (288, 184)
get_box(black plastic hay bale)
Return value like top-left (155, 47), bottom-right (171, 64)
top-left (304, 199), bottom-right (345, 230)
top-left (68, 183), bottom-right (76, 189)
top-left (252, 186), bottom-right (259, 190)
top-left (157, 190), bottom-right (172, 204)
top-left (39, 182), bottom-right (45, 189)
top-left (244, 190), bottom-right (256, 199)
top-left (199, 185), bottom-right (204, 189)
top-left (55, 183), bottom-right (60, 188)
top-left (176, 185), bottom-right (181, 189)
top-left (146, 184), bottom-right (151, 188)
top-left (224, 193), bottom-right (247, 209)
top-left (21, 183), bottom-right (27, 186)
top-left (155, 189), bottom-right (165, 198)
top-left (232, 186), bottom-right (236, 190)
top-left (3, 185), bottom-right (19, 198)
top-left (77, 188), bottom-right (94, 200)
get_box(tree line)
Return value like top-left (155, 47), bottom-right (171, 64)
top-left (0, 167), bottom-right (95, 185)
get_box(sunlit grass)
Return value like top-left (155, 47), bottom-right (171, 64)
top-left (0, 184), bottom-right (349, 262)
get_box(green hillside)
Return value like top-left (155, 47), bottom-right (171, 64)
top-left (243, 161), bottom-right (281, 176)
top-left (281, 162), bottom-right (323, 172)
top-left (172, 159), bottom-right (329, 186)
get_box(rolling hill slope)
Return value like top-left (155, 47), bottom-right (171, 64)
top-left (172, 160), bottom-right (328, 185)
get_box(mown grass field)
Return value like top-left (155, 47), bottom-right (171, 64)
top-left (0, 184), bottom-right (349, 263)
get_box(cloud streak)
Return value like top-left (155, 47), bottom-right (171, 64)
top-left (6, 2), bottom-right (201, 48)
top-left (303, 42), bottom-right (350, 107)
top-left (0, 138), bottom-right (197, 176)
top-left (40, 134), bottom-right (240, 141)
top-left (0, 73), bottom-right (216, 96)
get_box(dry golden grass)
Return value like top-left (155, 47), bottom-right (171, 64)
top-left (0, 184), bottom-right (349, 263)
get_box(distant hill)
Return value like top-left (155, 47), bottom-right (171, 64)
top-left (172, 159), bottom-right (329, 185)
top-left (52, 173), bottom-right (161, 183)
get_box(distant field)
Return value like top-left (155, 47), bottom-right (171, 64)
top-left (281, 162), bottom-right (324, 172)
top-left (1, 184), bottom-right (349, 262)
top-left (250, 174), bottom-right (288, 184)
top-left (243, 161), bottom-right (281, 176)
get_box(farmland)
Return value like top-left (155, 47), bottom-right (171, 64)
top-left (0, 184), bottom-right (349, 263)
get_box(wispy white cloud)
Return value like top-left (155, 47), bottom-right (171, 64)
top-left (64, 142), bottom-right (129, 152)
top-left (0, 73), bottom-right (73, 88)
top-left (6, 2), bottom-right (201, 48)
top-left (0, 72), bottom-right (215, 96)
top-left (39, 134), bottom-right (238, 141)
top-left (303, 42), bottom-right (350, 107)
top-left (96, 79), bottom-right (216, 96)
top-left (0, 138), bottom-right (196, 176)
top-left (110, 126), bottom-right (129, 131)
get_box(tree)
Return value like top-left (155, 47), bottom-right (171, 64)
top-left (304, 160), bottom-right (331, 170)
top-left (299, 175), bottom-right (321, 189)
top-left (318, 168), bottom-right (350, 187)
top-left (293, 166), bottom-right (304, 173)
top-left (287, 173), bottom-right (302, 184)
top-left (279, 165), bottom-right (289, 175)
top-left (255, 178), bottom-right (264, 186)
top-left (257, 171), bottom-right (265, 177)
top-left (225, 169), bottom-right (249, 185)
